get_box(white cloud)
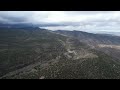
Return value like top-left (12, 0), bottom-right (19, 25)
top-left (1, 11), bottom-right (120, 33)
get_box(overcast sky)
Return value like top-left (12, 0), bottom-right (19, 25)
top-left (0, 11), bottom-right (120, 33)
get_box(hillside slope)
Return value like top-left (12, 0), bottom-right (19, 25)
top-left (1, 29), bottom-right (120, 79)
top-left (0, 28), bottom-right (67, 77)
top-left (55, 30), bottom-right (120, 61)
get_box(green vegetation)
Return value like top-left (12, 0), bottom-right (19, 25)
top-left (0, 29), bottom-right (67, 77)
top-left (1, 28), bottom-right (120, 79)
top-left (5, 52), bottom-right (120, 79)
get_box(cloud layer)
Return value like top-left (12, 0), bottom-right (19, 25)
top-left (0, 11), bottom-right (120, 33)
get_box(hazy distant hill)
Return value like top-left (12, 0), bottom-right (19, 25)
top-left (1, 28), bottom-right (120, 79)
top-left (55, 30), bottom-right (120, 45)
top-left (93, 31), bottom-right (120, 36)
top-left (55, 30), bottom-right (120, 62)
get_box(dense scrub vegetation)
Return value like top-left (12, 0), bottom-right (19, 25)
top-left (1, 28), bottom-right (120, 79)
top-left (0, 28), bottom-right (67, 77)
top-left (4, 51), bottom-right (120, 79)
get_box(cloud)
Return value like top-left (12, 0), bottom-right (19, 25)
top-left (0, 11), bottom-right (119, 24)
top-left (0, 11), bottom-right (49, 24)
top-left (0, 11), bottom-right (120, 33)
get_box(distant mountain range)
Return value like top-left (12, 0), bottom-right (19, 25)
top-left (0, 23), bottom-right (68, 29)
top-left (95, 31), bottom-right (120, 36)
top-left (0, 23), bottom-right (39, 29)
top-left (1, 26), bottom-right (120, 79)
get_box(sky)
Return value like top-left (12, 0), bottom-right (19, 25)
top-left (0, 11), bottom-right (120, 33)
